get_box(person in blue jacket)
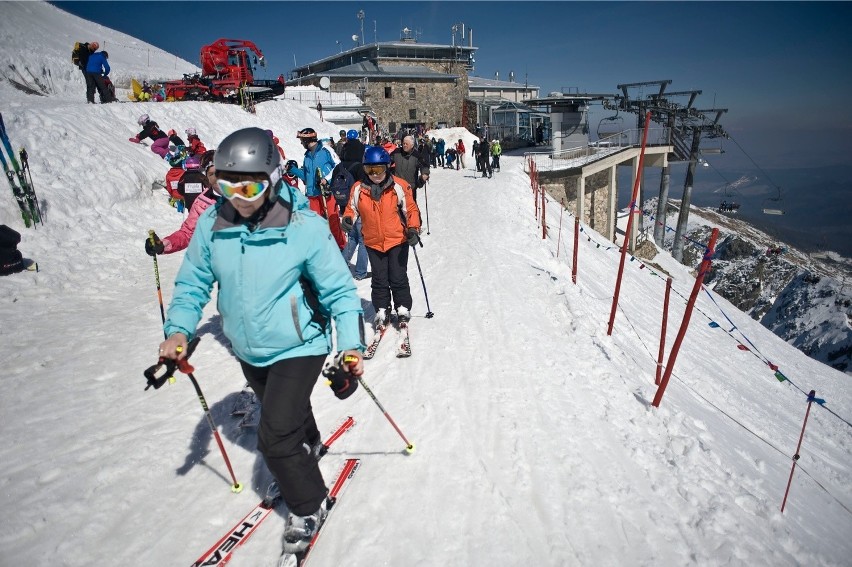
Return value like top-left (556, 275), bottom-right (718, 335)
top-left (85, 49), bottom-right (114, 104)
top-left (286, 127), bottom-right (339, 199)
top-left (157, 127), bottom-right (366, 556)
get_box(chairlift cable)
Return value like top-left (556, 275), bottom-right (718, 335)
top-left (727, 134), bottom-right (782, 193)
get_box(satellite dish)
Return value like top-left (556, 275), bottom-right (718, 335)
top-left (319, 76), bottom-right (330, 89)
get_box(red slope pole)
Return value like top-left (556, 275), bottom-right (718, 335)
top-left (652, 228), bottom-right (720, 407)
top-left (607, 111), bottom-right (651, 336)
top-left (572, 217), bottom-right (579, 284)
top-left (541, 178), bottom-right (547, 239)
top-left (556, 201), bottom-right (564, 257)
top-left (656, 276), bottom-right (672, 385)
top-left (781, 390), bottom-right (817, 513)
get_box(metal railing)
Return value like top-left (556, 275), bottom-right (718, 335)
top-left (524, 128), bottom-right (669, 172)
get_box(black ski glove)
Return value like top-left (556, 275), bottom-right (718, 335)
top-left (323, 360), bottom-right (359, 400)
top-left (341, 216), bottom-right (354, 234)
top-left (145, 233), bottom-right (165, 256)
top-left (406, 228), bottom-right (420, 247)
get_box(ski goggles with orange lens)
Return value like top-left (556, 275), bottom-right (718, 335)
top-left (363, 164), bottom-right (387, 176)
top-left (216, 179), bottom-right (269, 202)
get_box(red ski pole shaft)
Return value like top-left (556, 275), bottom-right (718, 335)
top-left (357, 376), bottom-right (415, 454)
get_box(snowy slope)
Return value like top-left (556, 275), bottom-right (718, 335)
top-left (1, 4), bottom-right (851, 567)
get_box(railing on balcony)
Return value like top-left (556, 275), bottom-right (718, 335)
top-left (524, 128), bottom-right (669, 172)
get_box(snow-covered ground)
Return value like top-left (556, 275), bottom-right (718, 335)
top-left (1, 2), bottom-right (851, 566)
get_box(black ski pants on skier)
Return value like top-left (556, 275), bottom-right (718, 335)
top-left (367, 242), bottom-right (412, 313)
top-left (239, 355), bottom-right (327, 517)
top-left (86, 72), bottom-right (112, 103)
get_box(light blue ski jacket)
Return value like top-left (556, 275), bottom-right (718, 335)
top-left (164, 185), bottom-right (365, 366)
top-left (291, 143), bottom-right (338, 197)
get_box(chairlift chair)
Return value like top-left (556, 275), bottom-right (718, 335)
top-left (596, 110), bottom-right (624, 141)
top-left (717, 184), bottom-right (740, 214)
top-left (762, 186), bottom-right (785, 215)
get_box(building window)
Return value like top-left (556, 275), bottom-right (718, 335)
top-left (409, 109), bottom-right (417, 120)
top-left (384, 87), bottom-right (392, 98)
top-left (408, 87), bottom-right (416, 100)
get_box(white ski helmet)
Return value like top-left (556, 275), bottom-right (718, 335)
top-left (137, 113), bottom-right (149, 126)
top-left (185, 127), bottom-right (197, 137)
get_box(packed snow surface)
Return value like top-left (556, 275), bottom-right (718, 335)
top-left (1, 2), bottom-right (850, 566)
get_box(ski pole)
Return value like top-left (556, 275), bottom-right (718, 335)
top-left (423, 179), bottom-right (431, 235)
top-left (148, 229), bottom-right (167, 340)
top-left (411, 245), bottom-right (434, 318)
top-left (358, 375), bottom-right (414, 454)
top-left (397, 206), bottom-right (434, 318)
top-left (144, 338), bottom-right (244, 493)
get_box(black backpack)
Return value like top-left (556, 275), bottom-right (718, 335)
top-left (329, 163), bottom-right (355, 213)
top-left (0, 224), bottom-right (23, 275)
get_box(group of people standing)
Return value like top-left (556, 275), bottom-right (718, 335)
top-left (71, 40), bottom-right (115, 104)
top-left (151, 123), bottom-right (422, 560)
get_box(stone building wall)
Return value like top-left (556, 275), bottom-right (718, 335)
top-left (357, 58), bottom-right (470, 133)
top-left (539, 170), bottom-right (613, 235)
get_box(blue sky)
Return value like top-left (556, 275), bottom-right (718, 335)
top-left (53, 1), bottom-right (852, 169)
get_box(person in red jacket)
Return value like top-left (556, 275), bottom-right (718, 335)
top-left (455, 139), bottom-right (466, 170)
top-left (184, 128), bottom-right (207, 157)
top-left (145, 150), bottom-right (219, 256)
top-left (341, 146), bottom-right (421, 328)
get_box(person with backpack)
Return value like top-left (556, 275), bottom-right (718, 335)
top-left (341, 146), bottom-right (421, 329)
top-left (129, 114), bottom-right (170, 158)
top-left (85, 48), bottom-right (114, 104)
top-left (329, 164), bottom-right (369, 281)
top-left (435, 138), bottom-right (446, 168)
top-left (390, 135), bottom-right (430, 202)
top-left (146, 150), bottom-right (220, 256)
top-left (286, 128), bottom-right (346, 249)
top-left (472, 139), bottom-right (480, 171)
top-left (156, 128), bottom-right (365, 559)
top-left (72, 41), bottom-right (98, 102)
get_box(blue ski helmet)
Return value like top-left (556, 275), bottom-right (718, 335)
top-left (346, 129), bottom-right (359, 140)
top-left (363, 145), bottom-right (391, 165)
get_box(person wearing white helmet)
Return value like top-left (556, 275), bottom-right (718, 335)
top-left (158, 128), bottom-right (365, 558)
top-left (129, 114), bottom-right (170, 157)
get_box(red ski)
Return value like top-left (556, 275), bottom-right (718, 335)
top-left (191, 417), bottom-right (355, 566)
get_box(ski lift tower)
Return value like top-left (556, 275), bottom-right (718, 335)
top-left (606, 80), bottom-right (729, 262)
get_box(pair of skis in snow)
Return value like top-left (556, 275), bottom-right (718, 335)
top-left (0, 113), bottom-right (41, 228)
top-left (191, 416), bottom-right (359, 566)
top-left (363, 316), bottom-right (411, 359)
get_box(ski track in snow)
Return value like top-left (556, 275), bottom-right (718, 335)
top-left (1, 3), bottom-right (851, 565)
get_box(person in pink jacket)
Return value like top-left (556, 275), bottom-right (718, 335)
top-left (145, 150), bottom-right (219, 256)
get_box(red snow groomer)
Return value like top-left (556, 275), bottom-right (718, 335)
top-left (164, 39), bottom-right (285, 103)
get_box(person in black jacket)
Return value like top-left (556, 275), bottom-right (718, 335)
top-left (390, 135), bottom-right (429, 202)
top-left (129, 114), bottom-right (170, 157)
top-left (72, 41), bottom-right (99, 102)
top-left (476, 135), bottom-right (492, 178)
top-left (341, 129), bottom-right (366, 177)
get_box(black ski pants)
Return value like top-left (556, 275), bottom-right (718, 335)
top-left (86, 73), bottom-right (112, 103)
top-left (367, 242), bottom-right (412, 313)
top-left (239, 354), bottom-right (327, 516)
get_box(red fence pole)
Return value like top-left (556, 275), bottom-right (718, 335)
top-left (607, 111), bottom-right (651, 336)
top-left (781, 390), bottom-right (818, 513)
top-left (541, 180), bottom-right (547, 239)
top-left (572, 217), bottom-right (579, 284)
top-left (656, 277), bottom-right (672, 385)
top-left (652, 228), bottom-right (719, 407)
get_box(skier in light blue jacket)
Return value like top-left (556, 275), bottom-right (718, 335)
top-left (158, 127), bottom-right (365, 555)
